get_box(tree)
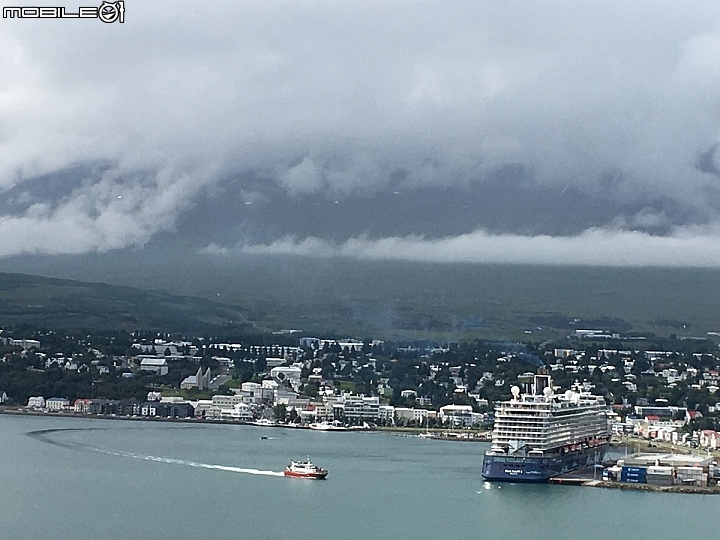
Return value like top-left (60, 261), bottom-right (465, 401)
top-left (303, 382), bottom-right (319, 398)
top-left (273, 404), bottom-right (287, 422)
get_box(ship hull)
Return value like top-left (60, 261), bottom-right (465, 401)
top-left (481, 445), bottom-right (607, 483)
top-left (284, 470), bottom-right (328, 479)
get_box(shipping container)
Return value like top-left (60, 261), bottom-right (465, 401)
top-left (676, 466), bottom-right (705, 486)
top-left (620, 466), bottom-right (647, 483)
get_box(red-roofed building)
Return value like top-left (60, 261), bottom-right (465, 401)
top-left (73, 398), bottom-right (92, 414)
top-left (686, 410), bottom-right (703, 424)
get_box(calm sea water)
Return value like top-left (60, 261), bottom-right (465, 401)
top-left (1, 414), bottom-right (715, 540)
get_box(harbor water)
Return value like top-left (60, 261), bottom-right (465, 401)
top-left (0, 414), bottom-right (714, 540)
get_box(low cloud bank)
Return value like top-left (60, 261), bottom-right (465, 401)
top-left (205, 226), bottom-right (720, 267)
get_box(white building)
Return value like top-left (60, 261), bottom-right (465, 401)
top-left (342, 395), bottom-right (380, 421)
top-left (312, 403), bottom-right (336, 421)
top-left (139, 357), bottom-right (169, 376)
top-left (270, 366), bottom-right (302, 383)
top-left (219, 403), bottom-right (253, 421)
top-left (439, 404), bottom-right (477, 427)
top-left (265, 357), bottom-right (285, 368)
top-left (46, 397), bottom-right (70, 412)
top-left (212, 394), bottom-right (246, 409)
top-left (191, 399), bottom-right (216, 418)
top-left (27, 396), bottom-right (45, 409)
top-left (378, 405), bottom-right (395, 422)
top-left (10, 339), bottom-right (40, 350)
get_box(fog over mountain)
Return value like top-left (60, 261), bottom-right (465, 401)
top-left (2, 1), bottom-right (720, 265)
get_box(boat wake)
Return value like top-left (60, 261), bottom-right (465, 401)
top-left (27, 428), bottom-right (285, 477)
top-left (102, 449), bottom-right (285, 477)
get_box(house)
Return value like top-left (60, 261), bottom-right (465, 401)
top-left (139, 357), bottom-right (169, 376)
top-left (686, 410), bottom-right (703, 424)
top-left (698, 430), bottom-right (720, 450)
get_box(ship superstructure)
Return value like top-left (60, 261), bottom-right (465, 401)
top-left (481, 374), bottom-right (609, 482)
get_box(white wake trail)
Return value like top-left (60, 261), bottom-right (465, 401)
top-left (99, 448), bottom-right (285, 477)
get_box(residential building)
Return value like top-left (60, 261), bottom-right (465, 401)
top-left (46, 397), bottom-right (70, 412)
top-left (27, 396), bottom-right (45, 409)
top-left (342, 395), bottom-right (380, 422)
top-left (73, 398), bottom-right (92, 413)
top-left (438, 404), bottom-right (481, 427)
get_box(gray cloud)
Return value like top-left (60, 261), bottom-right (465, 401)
top-left (1, 1), bottom-right (720, 257)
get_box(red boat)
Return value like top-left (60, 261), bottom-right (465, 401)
top-left (284, 459), bottom-right (328, 479)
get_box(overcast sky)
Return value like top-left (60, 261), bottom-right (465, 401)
top-left (2, 1), bottom-right (720, 265)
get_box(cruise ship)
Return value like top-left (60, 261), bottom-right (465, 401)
top-left (481, 373), bottom-right (609, 482)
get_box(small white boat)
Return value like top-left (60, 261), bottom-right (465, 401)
top-left (252, 419), bottom-right (277, 427)
top-left (309, 421), bottom-right (349, 431)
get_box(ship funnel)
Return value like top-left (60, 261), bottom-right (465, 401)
top-left (534, 374), bottom-right (552, 396)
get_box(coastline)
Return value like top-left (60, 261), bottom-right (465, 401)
top-left (1, 407), bottom-right (492, 441)
top-left (0, 407), bottom-right (309, 428)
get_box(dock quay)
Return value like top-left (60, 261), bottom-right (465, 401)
top-left (548, 476), bottom-right (720, 494)
top-left (546, 452), bottom-right (720, 494)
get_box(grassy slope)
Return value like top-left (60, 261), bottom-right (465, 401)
top-left (3, 256), bottom-right (720, 342)
top-left (0, 272), bottom-right (253, 334)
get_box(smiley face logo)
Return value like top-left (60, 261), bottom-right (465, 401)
top-left (98, 1), bottom-right (124, 23)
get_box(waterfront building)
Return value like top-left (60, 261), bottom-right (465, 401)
top-left (46, 397), bottom-right (70, 411)
top-left (27, 396), bottom-right (45, 409)
top-left (342, 395), bottom-right (380, 422)
top-left (73, 398), bottom-right (92, 413)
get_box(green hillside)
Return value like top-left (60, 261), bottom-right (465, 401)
top-left (0, 273), bottom-right (253, 334)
